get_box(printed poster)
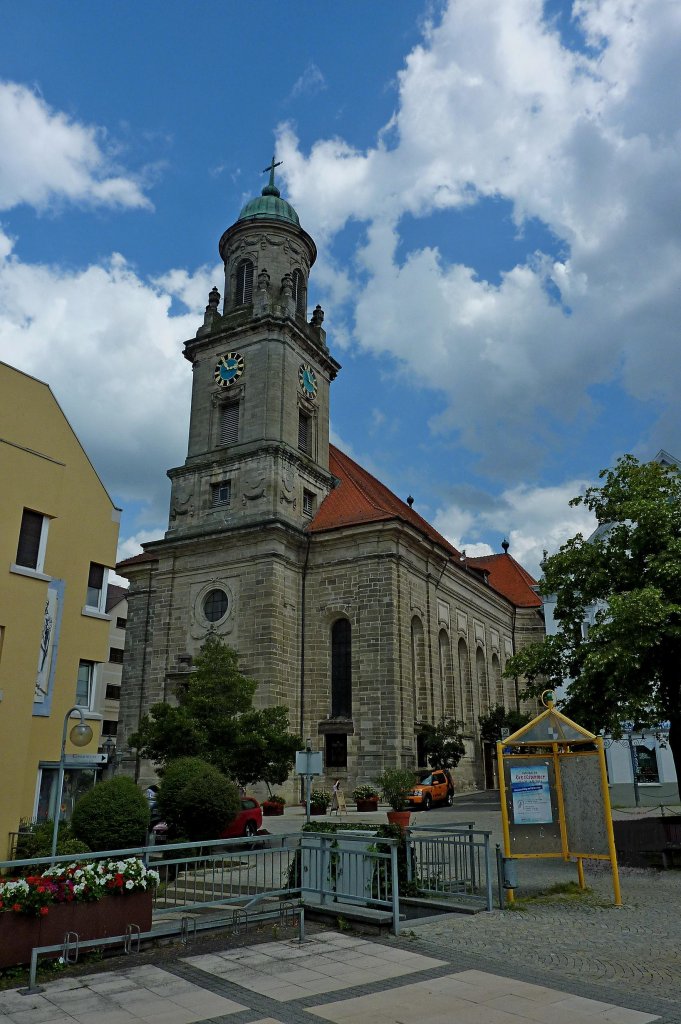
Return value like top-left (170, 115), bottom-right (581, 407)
top-left (510, 764), bottom-right (553, 824)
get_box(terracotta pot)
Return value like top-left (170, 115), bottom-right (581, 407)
top-left (262, 802), bottom-right (285, 816)
top-left (386, 809), bottom-right (412, 829)
top-left (0, 891), bottom-right (153, 969)
top-left (355, 798), bottom-right (379, 812)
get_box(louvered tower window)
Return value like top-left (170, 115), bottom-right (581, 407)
top-left (235, 260), bottom-right (254, 306)
top-left (292, 269), bottom-right (306, 318)
top-left (298, 410), bottom-right (311, 454)
top-left (219, 402), bottom-right (239, 445)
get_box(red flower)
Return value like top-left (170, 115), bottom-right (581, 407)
top-left (12, 903), bottom-right (22, 913)
top-left (39, 906), bottom-right (49, 916)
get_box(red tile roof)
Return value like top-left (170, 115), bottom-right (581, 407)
top-left (105, 583), bottom-right (129, 612)
top-left (309, 445), bottom-right (463, 559)
top-left (467, 552), bottom-right (542, 608)
top-left (117, 550), bottom-right (157, 572)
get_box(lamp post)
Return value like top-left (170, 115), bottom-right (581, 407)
top-left (50, 707), bottom-right (93, 859)
top-left (622, 724), bottom-right (641, 807)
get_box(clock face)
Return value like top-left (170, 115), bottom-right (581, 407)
top-left (214, 352), bottom-right (244, 388)
top-left (298, 362), bottom-right (318, 400)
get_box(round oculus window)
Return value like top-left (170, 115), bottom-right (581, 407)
top-left (203, 588), bottom-right (229, 622)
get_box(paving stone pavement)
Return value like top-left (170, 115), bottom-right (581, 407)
top-left (0, 932), bottom-right (668, 1024)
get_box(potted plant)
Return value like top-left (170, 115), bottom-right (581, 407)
top-left (352, 784), bottom-right (380, 812)
top-left (309, 789), bottom-right (331, 815)
top-left (377, 768), bottom-right (415, 828)
top-left (262, 794), bottom-right (286, 816)
top-left (0, 856), bottom-right (159, 969)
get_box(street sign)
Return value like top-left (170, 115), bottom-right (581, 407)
top-left (296, 750), bottom-right (323, 776)
top-left (501, 727), bottom-right (510, 739)
top-left (64, 753), bottom-right (107, 765)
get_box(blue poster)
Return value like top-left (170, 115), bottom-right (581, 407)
top-left (510, 765), bottom-right (552, 824)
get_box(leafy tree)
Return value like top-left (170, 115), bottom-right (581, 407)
top-left (71, 776), bottom-right (149, 850)
top-left (157, 757), bottom-right (241, 840)
top-left (504, 455), bottom-right (681, 780)
top-left (478, 705), bottom-right (531, 745)
top-left (417, 718), bottom-right (466, 769)
top-left (129, 635), bottom-right (300, 786)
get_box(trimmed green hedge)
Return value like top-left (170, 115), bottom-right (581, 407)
top-left (71, 776), bottom-right (150, 851)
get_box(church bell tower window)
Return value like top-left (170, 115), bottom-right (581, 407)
top-left (298, 410), bottom-right (312, 455)
top-left (235, 260), bottom-right (254, 306)
top-left (219, 402), bottom-right (239, 445)
top-left (292, 269), bottom-right (306, 318)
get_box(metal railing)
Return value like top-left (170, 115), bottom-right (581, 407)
top-left (405, 824), bottom-right (494, 911)
top-left (0, 831), bottom-right (402, 934)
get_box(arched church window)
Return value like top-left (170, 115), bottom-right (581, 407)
top-left (411, 616), bottom-right (427, 722)
top-left (458, 638), bottom-right (473, 729)
top-left (439, 629), bottom-right (455, 718)
top-left (476, 648), bottom-right (489, 716)
top-left (331, 618), bottom-right (352, 718)
top-left (235, 260), bottom-right (254, 306)
top-left (292, 269), bottom-right (306, 318)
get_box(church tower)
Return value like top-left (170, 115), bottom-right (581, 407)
top-left (168, 159), bottom-right (340, 538)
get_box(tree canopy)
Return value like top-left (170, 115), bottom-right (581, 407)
top-left (504, 455), bottom-right (681, 779)
top-left (417, 718), bottom-right (466, 769)
top-left (129, 635), bottom-right (301, 787)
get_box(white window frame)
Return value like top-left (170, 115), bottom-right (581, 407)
top-left (12, 510), bottom-right (50, 578)
top-left (75, 660), bottom-right (96, 710)
top-left (83, 563), bottom-right (109, 616)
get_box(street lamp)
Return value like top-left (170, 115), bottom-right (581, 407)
top-left (50, 707), bottom-right (93, 859)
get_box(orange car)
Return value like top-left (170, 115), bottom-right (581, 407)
top-left (408, 769), bottom-right (454, 810)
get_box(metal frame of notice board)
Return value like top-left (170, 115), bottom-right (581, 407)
top-left (497, 691), bottom-right (621, 906)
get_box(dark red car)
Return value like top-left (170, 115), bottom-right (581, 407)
top-left (219, 796), bottom-right (263, 838)
top-left (153, 796), bottom-right (263, 841)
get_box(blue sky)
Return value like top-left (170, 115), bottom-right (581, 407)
top-left (1, 0), bottom-right (680, 580)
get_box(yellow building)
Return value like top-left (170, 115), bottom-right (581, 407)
top-left (0, 362), bottom-right (120, 856)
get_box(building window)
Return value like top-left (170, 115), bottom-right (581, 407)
top-left (203, 588), bottom-right (228, 623)
top-left (16, 508), bottom-right (49, 571)
top-left (219, 402), bottom-right (239, 445)
top-left (292, 269), bottom-right (306, 318)
top-left (235, 260), bottom-right (254, 306)
top-left (635, 745), bottom-right (660, 783)
top-left (76, 661), bottom-right (94, 708)
top-left (116, 616), bottom-right (127, 629)
top-left (86, 563), bottom-right (106, 610)
top-left (101, 719), bottom-right (118, 735)
top-left (331, 618), bottom-right (352, 718)
top-left (211, 480), bottom-right (232, 507)
top-left (105, 684), bottom-right (121, 701)
top-left (302, 489), bottom-right (315, 516)
top-left (298, 410), bottom-right (311, 455)
top-left (325, 734), bottom-right (347, 768)
top-left (108, 647), bottom-right (124, 664)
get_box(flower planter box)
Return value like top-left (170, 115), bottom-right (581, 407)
top-left (0, 891), bottom-right (153, 969)
top-left (355, 799), bottom-right (379, 812)
top-left (262, 802), bottom-right (285, 816)
top-left (309, 806), bottom-right (327, 816)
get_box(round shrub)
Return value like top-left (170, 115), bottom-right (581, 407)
top-left (157, 757), bottom-right (240, 840)
top-left (15, 822), bottom-right (90, 861)
top-left (71, 776), bottom-right (150, 851)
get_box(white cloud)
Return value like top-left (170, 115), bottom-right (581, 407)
top-left (0, 231), bottom-right (215, 535)
top-left (276, 0), bottom-right (681, 477)
top-left (434, 478), bottom-right (597, 579)
top-left (290, 62), bottom-right (327, 100)
top-left (0, 81), bottom-right (151, 211)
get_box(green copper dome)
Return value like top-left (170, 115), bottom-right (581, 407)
top-left (238, 191), bottom-right (300, 226)
top-left (237, 155), bottom-right (300, 226)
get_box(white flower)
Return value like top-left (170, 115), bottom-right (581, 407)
top-left (125, 880), bottom-right (134, 890)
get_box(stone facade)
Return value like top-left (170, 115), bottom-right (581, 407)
top-left (117, 172), bottom-right (545, 797)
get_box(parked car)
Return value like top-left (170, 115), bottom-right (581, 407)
top-left (152, 796), bottom-right (263, 841)
top-left (407, 769), bottom-right (454, 809)
top-left (219, 796), bottom-right (263, 838)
